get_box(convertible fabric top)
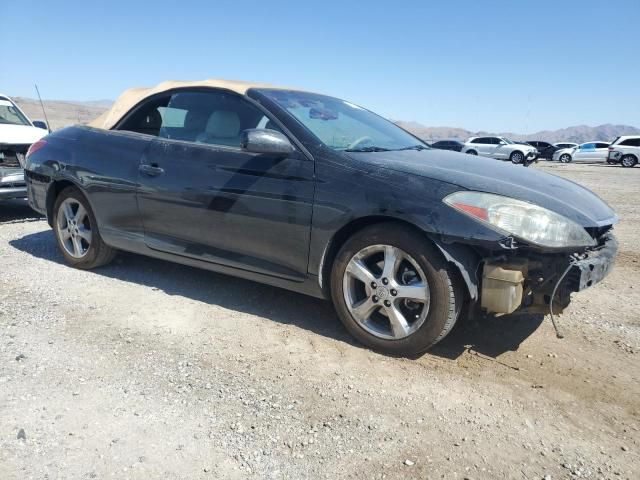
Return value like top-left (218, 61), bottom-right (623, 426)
top-left (88, 79), bottom-right (287, 130)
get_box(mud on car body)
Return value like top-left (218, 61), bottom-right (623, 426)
top-left (23, 80), bottom-right (618, 356)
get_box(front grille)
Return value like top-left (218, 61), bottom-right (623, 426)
top-left (0, 144), bottom-right (30, 168)
top-left (0, 181), bottom-right (26, 189)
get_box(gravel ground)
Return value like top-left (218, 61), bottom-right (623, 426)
top-left (1, 162), bottom-right (638, 479)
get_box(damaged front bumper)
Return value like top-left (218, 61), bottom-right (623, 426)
top-left (0, 144), bottom-right (29, 200)
top-left (436, 230), bottom-right (618, 317)
top-left (481, 233), bottom-right (618, 316)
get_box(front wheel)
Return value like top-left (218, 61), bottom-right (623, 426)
top-left (466, 150), bottom-right (478, 156)
top-left (330, 224), bottom-right (462, 356)
top-left (52, 186), bottom-right (116, 269)
top-left (559, 153), bottom-right (572, 163)
top-left (510, 151), bottom-right (525, 164)
top-left (621, 155), bottom-right (638, 168)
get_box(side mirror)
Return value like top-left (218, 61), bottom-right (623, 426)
top-left (240, 129), bottom-right (294, 156)
top-left (32, 120), bottom-right (49, 131)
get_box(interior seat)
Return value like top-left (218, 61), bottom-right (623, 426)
top-left (196, 110), bottom-right (241, 147)
top-left (137, 109), bottom-right (163, 136)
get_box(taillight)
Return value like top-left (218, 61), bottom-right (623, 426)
top-left (26, 139), bottom-right (47, 158)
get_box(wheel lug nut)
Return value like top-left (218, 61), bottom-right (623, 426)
top-left (391, 289), bottom-right (397, 296)
top-left (382, 278), bottom-right (388, 285)
top-left (372, 295), bottom-right (378, 302)
top-left (371, 282), bottom-right (377, 288)
top-left (384, 300), bottom-right (391, 307)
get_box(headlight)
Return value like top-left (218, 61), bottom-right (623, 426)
top-left (444, 191), bottom-right (596, 248)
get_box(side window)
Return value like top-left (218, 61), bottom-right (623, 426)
top-left (595, 142), bottom-right (609, 149)
top-left (621, 139), bottom-right (640, 147)
top-left (157, 90), bottom-right (282, 146)
top-left (472, 137), bottom-right (488, 144)
top-left (118, 95), bottom-right (171, 136)
top-left (488, 137), bottom-right (500, 145)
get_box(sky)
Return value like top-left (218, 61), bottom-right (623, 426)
top-left (2, 0), bottom-right (639, 133)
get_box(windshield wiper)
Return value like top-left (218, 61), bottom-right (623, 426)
top-left (344, 146), bottom-right (391, 152)
top-left (395, 145), bottom-right (429, 151)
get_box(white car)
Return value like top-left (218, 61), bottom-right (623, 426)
top-left (607, 135), bottom-right (640, 168)
top-left (552, 141), bottom-right (610, 163)
top-left (461, 136), bottom-right (538, 164)
top-left (554, 142), bottom-right (579, 150)
top-left (0, 94), bottom-right (49, 200)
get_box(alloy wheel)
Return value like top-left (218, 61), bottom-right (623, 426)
top-left (560, 154), bottom-right (571, 163)
top-left (512, 152), bottom-right (524, 164)
top-left (622, 156), bottom-right (637, 168)
top-left (342, 245), bottom-right (430, 340)
top-left (56, 198), bottom-right (92, 258)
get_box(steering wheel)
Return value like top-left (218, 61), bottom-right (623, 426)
top-left (347, 136), bottom-right (374, 150)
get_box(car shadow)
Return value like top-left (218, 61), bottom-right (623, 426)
top-left (0, 199), bottom-right (44, 224)
top-left (9, 230), bottom-right (544, 360)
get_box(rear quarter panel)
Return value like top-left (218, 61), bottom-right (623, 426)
top-left (26, 126), bottom-right (151, 246)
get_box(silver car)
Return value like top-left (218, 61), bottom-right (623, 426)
top-left (552, 141), bottom-right (610, 163)
top-left (462, 136), bottom-right (538, 164)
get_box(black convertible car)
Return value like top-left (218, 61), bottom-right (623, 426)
top-left (24, 80), bottom-right (618, 356)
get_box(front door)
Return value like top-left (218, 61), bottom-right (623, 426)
top-left (135, 89), bottom-right (315, 281)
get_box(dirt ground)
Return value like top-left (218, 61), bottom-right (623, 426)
top-left (1, 162), bottom-right (638, 479)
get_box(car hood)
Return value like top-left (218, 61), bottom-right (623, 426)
top-left (0, 124), bottom-right (47, 145)
top-left (555, 147), bottom-right (577, 154)
top-left (347, 149), bottom-right (617, 227)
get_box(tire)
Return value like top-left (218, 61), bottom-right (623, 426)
top-left (621, 155), bottom-right (638, 168)
top-left (466, 150), bottom-right (478, 156)
top-left (52, 186), bottom-right (116, 269)
top-left (330, 223), bottom-right (463, 356)
top-left (510, 151), bottom-right (525, 164)
top-left (559, 153), bottom-right (572, 163)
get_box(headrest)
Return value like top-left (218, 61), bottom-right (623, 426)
top-left (205, 110), bottom-right (241, 138)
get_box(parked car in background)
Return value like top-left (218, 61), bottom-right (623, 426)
top-left (430, 140), bottom-right (464, 152)
top-left (552, 142), bottom-right (610, 163)
top-left (526, 141), bottom-right (558, 160)
top-left (461, 136), bottom-right (538, 164)
top-left (554, 142), bottom-right (579, 150)
top-left (24, 79), bottom-right (618, 356)
top-left (0, 94), bottom-right (48, 200)
top-left (607, 135), bottom-right (640, 168)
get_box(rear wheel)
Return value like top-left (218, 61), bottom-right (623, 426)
top-left (330, 224), bottom-right (462, 356)
top-left (621, 155), bottom-right (637, 168)
top-left (466, 150), bottom-right (478, 156)
top-left (560, 153), bottom-right (572, 163)
top-left (510, 151), bottom-right (525, 164)
top-left (52, 187), bottom-right (116, 269)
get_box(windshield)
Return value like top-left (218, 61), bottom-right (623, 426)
top-left (259, 90), bottom-right (427, 152)
top-left (0, 98), bottom-right (31, 126)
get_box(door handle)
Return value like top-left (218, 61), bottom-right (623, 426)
top-left (139, 164), bottom-right (165, 176)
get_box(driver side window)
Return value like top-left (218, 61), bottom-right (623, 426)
top-left (159, 90), bottom-right (282, 147)
top-left (118, 90), bottom-right (282, 147)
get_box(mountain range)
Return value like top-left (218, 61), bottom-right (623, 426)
top-left (12, 97), bottom-right (640, 144)
top-left (395, 121), bottom-right (640, 144)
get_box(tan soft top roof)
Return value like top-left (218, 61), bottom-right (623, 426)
top-left (89, 79), bottom-right (288, 130)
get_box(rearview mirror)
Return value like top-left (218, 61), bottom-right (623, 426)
top-left (240, 129), bottom-right (294, 156)
top-left (309, 107), bottom-right (338, 121)
top-left (32, 120), bottom-right (49, 131)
